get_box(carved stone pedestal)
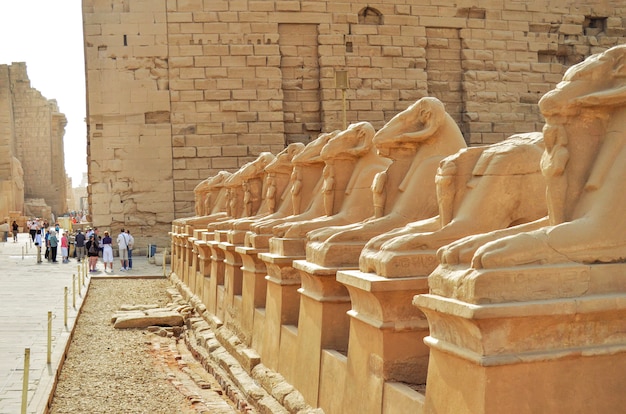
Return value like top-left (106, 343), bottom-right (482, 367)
top-left (218, 241), bottom-right (243, 332)
top-left (206, 239), bottom-right (226, 322)
top-left (173, 232), bottom-right (188, 279)
top-left (187, 236), bottom-right (199, 291)
top-left (235, 245), bottom-right (268, 349)
top-left (194, 239), bottom-right (212, 308)
top-left (335, 270), bottom-right (430, 414)
top-left (415, 263), bottom-right (626, 414)
top-left (291, 259), bottom-right (353, 406)
top-left (258, 248), bottom-right (302, 373)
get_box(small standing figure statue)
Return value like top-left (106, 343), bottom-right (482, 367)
top-left (371, 171), bottom-right (387, 218)
top-left (290, 167), bottom-right (303, 215)
top-left (321, 164), bottom-right (335, 216)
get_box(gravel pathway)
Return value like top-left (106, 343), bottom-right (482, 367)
top-left (48, 278), bottom-right (239, 414)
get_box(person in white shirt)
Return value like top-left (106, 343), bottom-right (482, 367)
top-left (116, 228), bottom-right (130, 271)
top-left (126, 230), bottom-right (135, 269)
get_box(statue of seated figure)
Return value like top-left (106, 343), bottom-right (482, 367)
top-left (359, 133), bottom-right (547, 277)
top-left (305, 97), bottom-right (467, 267)
top-left (438, 44), bottom-right (626, 271)
top-left (270, 122), bottom-right (391, 240)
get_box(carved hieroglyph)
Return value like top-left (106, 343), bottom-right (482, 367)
top-left (438, 44), bottom-right (626, 270)
top-left (270, 122), bottom-right (391, 239)
top-left (359, 133), bottom-right (547, 277)
top-left (305, 98), bottom-right (467, 267)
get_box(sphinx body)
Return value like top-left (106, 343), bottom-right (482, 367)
top-left (439, 44), bottom-right (626, 269)
top-left (175, 170), bottom-right (232, 231)
top-left (305, 97), bottom-right (467, 267)
top-left (247, 131), bottom-right (340, 243)
top-left (228, 143), bottom-right (305, 232)
top-left (359, 133), bottom-right (547, 277)
top-left (271, 122), bottom-right (391, 239)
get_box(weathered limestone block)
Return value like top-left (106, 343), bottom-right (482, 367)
top-left (111, 307), bottom-right (184, 329)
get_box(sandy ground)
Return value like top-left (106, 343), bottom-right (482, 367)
top-left (48, 278), bottom-right (239, 414)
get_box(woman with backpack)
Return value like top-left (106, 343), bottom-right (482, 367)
top-left (86, 234), bottom-right (99, 272)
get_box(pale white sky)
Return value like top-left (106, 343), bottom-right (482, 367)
top-left (0, 0), bottom-right (87, 186)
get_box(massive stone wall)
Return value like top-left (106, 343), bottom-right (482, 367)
top-left (0, 63), bottom-right (68, 220)
top-left (0, 65), bottom-right (20, 218)
top-left (83, 0), bottom-right (174, 245)
top-left (82, 0), bottom-right (626, 245)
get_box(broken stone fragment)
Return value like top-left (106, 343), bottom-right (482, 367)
top-left (112, 307), bottom-right (184, 329)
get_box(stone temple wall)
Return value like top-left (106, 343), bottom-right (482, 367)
top-left (82, 0), bottom-right (626, 246)
top-left (0, 65), bottom-right (19, 218)
top-left (0, 63), bottom-right (68, 220)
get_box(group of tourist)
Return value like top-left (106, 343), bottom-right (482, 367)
top-left (14, 219), bottom-right (135, 272)
top-left (22, 218), bottom-right (63, 263)
top-left (82, 227), bottom-right (135, 273)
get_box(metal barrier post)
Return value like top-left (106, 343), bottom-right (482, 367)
top-left (47, 311), bottom-right (52, 364)
top-left (21, 348), bottom-right (30, 414)
top-left (64, 287), bottom-right (68, 327)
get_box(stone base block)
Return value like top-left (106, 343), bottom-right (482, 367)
top-left (429, 262), bottom-right (626, 304)
top-left (370, 249), bottom-right (439, 278)
top-left (415, 287), bottom-right (626, 414)
top-left (269, 237), bottom-right (306, 256)
top-left (245, 231), bottom-right (271, 249)
top-left (227, 229), bottom-right (247, 245)
top-left (305, 240), bottom-right (367, 268)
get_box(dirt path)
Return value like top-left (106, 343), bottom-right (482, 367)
top-left (48, 278), bottom-right (239, 414)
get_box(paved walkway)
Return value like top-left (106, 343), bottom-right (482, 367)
top-left (0, 233), bottom-right (168, 414)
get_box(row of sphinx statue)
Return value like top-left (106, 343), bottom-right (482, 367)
top-left (191, 45), bottom-right (626, 287)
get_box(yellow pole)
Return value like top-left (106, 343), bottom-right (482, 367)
top-left (21, 245), bottom-right (24, 260)
top-left (72, 274), bottom-right (76, 309)
top-left (21, 348), bottom-right (30, 414)
top-left (47, 311), bottom-right (52, 364)
top-left (64, 287), bottom-right (68, 327)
